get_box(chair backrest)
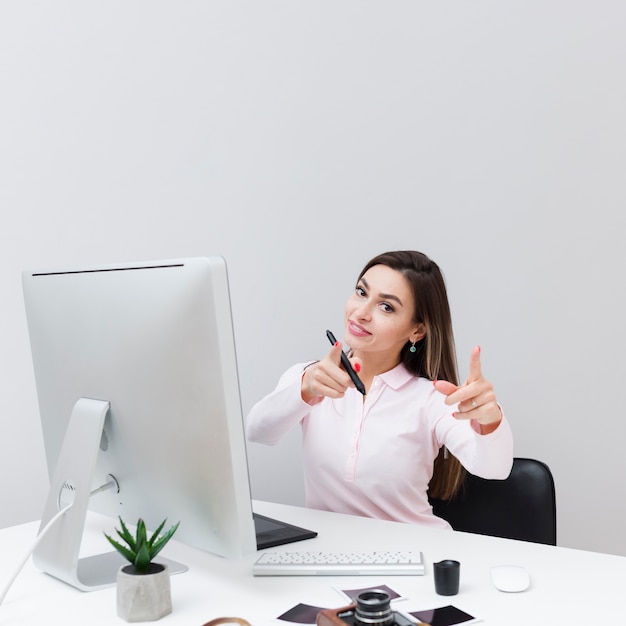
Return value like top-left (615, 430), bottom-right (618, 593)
top-left (429, 457), bottom-right (557, 545)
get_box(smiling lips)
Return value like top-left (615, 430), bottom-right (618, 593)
top-left (348, 321), bottom-right (371, 338)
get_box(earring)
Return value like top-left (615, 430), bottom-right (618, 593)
top-left (409, 341), bottom-right (417, 353)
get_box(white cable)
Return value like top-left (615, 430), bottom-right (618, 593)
top-left (0, 476), bottom-right (117, 606)
top-left (0, 503), bottom-right (72, 606)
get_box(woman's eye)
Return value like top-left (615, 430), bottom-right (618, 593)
top-left (380, 302), bottom-right (395, 313)
top-left (355, 286), bottom-right (366, 297)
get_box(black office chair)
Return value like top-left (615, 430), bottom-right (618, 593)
top-left (429, 457), bottom-right (557, 545)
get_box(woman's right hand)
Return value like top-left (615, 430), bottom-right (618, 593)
top-left (301, 341), bottom-right (361, 404)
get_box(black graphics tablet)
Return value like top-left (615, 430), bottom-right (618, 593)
top-left (253, 512), bottom-right (318, 550)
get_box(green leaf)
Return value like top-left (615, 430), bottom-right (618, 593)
top-left (104, 533), bottom-right (137, 564)
top-left (136, 518), bottom-right (148, 549)
top-left (117, 517), bottom-right (137, 552)
top-left (149, 522), bottom-right (180, 560)
top-left (134, 541), bottom-right (151, 572)
top-left (148, 519), bottom-right (167, 549)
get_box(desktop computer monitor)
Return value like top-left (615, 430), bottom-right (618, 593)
top-left (22, 257), bottom-right (263, 590)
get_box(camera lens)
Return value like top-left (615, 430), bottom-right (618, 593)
top-left (354, 590), bottom-right (393, 626)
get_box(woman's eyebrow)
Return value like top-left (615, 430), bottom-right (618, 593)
top-left (380, 292), bottom-right (403, 306)
top-left (359, 277), bottom-right (404, 306)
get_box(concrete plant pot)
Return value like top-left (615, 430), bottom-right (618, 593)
top-left (116, 563), bottom-right (172, 622)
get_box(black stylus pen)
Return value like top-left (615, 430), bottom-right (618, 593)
top-left (326, 330), bottom-right (366, 396)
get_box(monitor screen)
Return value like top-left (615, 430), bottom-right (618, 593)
top-left (22, 257), bottom-right (258, 589)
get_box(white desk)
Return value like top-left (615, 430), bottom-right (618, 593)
top-left (1, 500), bottom-right (623, 625)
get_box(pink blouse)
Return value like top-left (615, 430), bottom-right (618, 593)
top-left (246, 361), bottom-right (513, 529)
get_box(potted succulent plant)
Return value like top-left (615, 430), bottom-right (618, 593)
top-left (104, 517), bottom-right (180, 622)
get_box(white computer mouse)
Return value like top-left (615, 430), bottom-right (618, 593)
top-left (490, 565), bottom-right (530, 592)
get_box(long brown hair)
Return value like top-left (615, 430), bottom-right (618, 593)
top-left (358, 251), bottom-right (465, 500)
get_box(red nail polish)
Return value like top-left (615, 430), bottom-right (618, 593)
top-left (334, 341), bottom-right (340, 348)
top-left (354, 363), bottom-right (361, 373)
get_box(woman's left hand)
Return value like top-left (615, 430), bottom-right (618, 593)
top-left (433, 346), bottom-right (502, 434)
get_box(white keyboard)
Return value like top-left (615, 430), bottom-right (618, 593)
top-left (252, 550), bottom-right (425, 576)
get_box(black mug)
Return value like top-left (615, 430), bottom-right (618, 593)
top-left (433, 559), bottom-right (460, 596)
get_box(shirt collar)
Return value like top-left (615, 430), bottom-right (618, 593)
top-left (377, 362), bottom-right (415, 390)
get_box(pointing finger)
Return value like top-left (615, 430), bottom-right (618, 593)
top-left (329, 340), bottom-right (344, 366)
top-left (467, 345), bottom-right (483, 383)
top-left (327, 341), bottom-right (354, 389)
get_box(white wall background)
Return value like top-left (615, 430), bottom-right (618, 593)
top-left (1, 1), bottom-right (625, 556)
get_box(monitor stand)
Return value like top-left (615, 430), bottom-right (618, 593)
top-left (33, 398), bottom-right (187, 591)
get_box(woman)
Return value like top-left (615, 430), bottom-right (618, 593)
top-left (246, 250), bottom-right (513, 528)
